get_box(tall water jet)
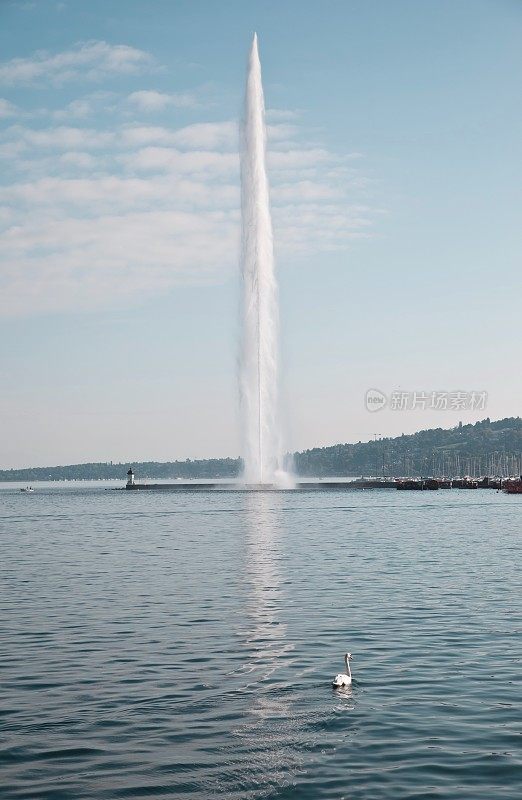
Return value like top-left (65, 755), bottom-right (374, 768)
top-left (239, 34), bottom-right (283, 485)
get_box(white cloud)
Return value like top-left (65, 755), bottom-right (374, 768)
top-left (0, 98), bottom-right (378, 317)
top-left (50, 96), bottom-right (104, 120)
top-left (0, 120), bottom-right (299, 158)
top-left (57, 98), bottom-right (92, 118)
top-left (268, 148), bottom-right (333, 170)
top-left (0, 98), bottom-right (18, 117)
top-left (266, 123), bottom-right (299, 142)
top-left (194, 120), bottom-right (302, 151)
top-left (266, 108), bottom-right (300, 122)
top-left (2, 124), bottom-right (115, 151)
top-left (172, 121), bottom-right (238, 150)
top-left (0, 140), bottom-right (25, 159)
top-left (0, 41), bottom-right (154, 86)
top-left (272, 180), bottom-right (344, 203)
top-left (273, 203), bottom-right (373, 253)
top-left (116, 121), bottom-right (238, 150)
top-left (58, 151), bottom-right (99, 169)
top-left (127, 90), bottom-right (197, 112)
top-left (0, 174), bottom-right (237, 211)
top-left (0, 209), bottom-right (239, 316)
top-left (120, 146), bottom-right (238, 177)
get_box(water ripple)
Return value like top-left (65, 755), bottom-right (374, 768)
top-left (0, 486), bottom-right (520, 798)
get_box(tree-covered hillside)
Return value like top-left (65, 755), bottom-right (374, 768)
top-left (293, 417), bottom-right (522, 477)
top-left (0, 457), bottom-right (240, 483)
top-left (1, 417), bottom-right (521, 481)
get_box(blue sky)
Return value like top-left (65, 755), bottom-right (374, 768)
top-left (0, 0), bottom-right (521, 468)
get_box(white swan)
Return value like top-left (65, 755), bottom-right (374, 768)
top-left (332, 652), bottom-right (353, 687)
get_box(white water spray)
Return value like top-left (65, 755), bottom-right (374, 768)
top-left (239, 34), bottom-right (286, 485)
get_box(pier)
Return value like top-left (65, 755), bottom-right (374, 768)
top-left (122, 470), bottom-right (506, 492)
top-left (124, 478), bottom-right (398, 491)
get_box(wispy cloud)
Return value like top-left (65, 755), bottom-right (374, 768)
top-left (266, 108), bottom-right (301, 122)
top-left (119, 146), bottom-right (238, 177)
top-left (49, 92), bottom-right (117, 120)
top-left (4, 124), bottom-right (115, 150)
top-left (127, 90), bottom-right (197, 112)
top-left (0, 209), bottom-right (239, 316)
top-left (167, 121), bottom-right (238, 150)
top-left (0, 63), bottom-right (378, 317)
top-left (0, 40), bottom-right (154, 86)
top-left (0, 98), bottom-right (18, 117)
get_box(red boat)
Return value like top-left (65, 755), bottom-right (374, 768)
top-left (502, 478), bottom-right (522, 494)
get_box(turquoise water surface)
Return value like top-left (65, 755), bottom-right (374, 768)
top-left (1, 485), bottom-right (520, 798)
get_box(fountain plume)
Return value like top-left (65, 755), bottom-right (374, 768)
top-left (239, 34), bottom-right (286, 485)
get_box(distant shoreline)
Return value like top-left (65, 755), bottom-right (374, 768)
top-left (1, 417), bottom-right (521, 482)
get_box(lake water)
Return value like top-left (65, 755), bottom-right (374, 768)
top-left (1, 484), bottom-right (520, 799)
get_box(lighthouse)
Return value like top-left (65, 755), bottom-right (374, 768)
top-left (126, 467), bottom-right (135, 487)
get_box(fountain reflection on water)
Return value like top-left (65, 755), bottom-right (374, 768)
top-left (242, 492), bottom-right (292, 681)
top-left (228, 491), bottom-right (306, 790)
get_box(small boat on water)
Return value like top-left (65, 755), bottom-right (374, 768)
top-left (396, 479), bottom-right (423, 490)
top-left (502, 477), bottom-right (522, 494)
top-left (20, 486), bottom-right (34, 493)
top-left (451, 477), bottom-right (478, 489)
top-left (396, 478), bottom-right (439, 490)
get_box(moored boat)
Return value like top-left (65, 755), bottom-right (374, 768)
top-left (452, 477), bottom-right (478, 489)
top-left (396, 479), bottom-right (439, 490)
top-left (502, 477), bottom-right (522, 494)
